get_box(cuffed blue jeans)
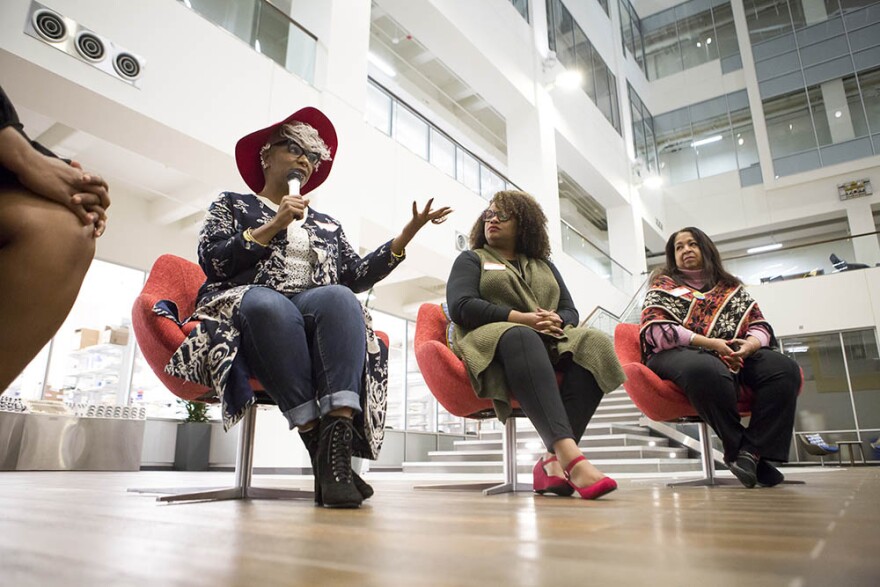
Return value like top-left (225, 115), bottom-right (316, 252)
top-left (238, 285), bottom-right (366, 429)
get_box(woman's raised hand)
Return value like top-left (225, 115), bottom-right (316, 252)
top-left (390, 198), bottom-right (453, 258)
top-left (410, 198), bottom-right (452, 229)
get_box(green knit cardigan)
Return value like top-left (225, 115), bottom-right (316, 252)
top-left (451, 247), bottom-right (626, 422)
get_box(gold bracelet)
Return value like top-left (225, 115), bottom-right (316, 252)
top-left (243, 227), bottom-right (269, 247)
top-left (391, 247), bottom-right (405, 260)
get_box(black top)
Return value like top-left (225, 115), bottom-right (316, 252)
top-left (446, 249), bottom-right (579, 330)
top-left (0, 84), bottom-right (60, 186)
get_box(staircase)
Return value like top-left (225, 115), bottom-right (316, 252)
top-left (403, 389), bottom-right (702, 476)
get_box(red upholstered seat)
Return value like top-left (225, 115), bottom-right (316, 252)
top-left (132, 254), bottom-right (213, 401)
top-left (413, 303), bottom-right (522, 419)
top-left (129, 254), bottom-right (387, 503)
top-left (413, 303), bottom-right (539, 494)
top-left (613, 323), bottom-right (753, 421)
top-left (613, 322), bottom-right (802, 487)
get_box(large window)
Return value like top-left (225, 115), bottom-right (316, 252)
top-left (180, 0), bottom-right (317, 83)
top-left (641, 0), bottom-right (742, 80)
top-left (752, 1), bottom-right (880, 177)
top-left (782, 328), bottom-right (880, 463)
top-left (547, 0), bottom-right (622, 133)
top-left (654, 90), bottom-right (761, 186)
top-left (366, 79), bottom-right (520, 200)
top-left (628, 84), bottom-right (658, 174)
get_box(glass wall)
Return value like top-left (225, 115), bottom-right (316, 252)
top-left (641, 0), bottom-right (742, 80)
top-left (749, 1), bottom-right (880, 176)
top-left (619, 0), bottom-right (646, 70)
top-left (0, 260), bottom-right (182, 414)
top-left (654, 90), bottom-right (761, 186)
top-left (180, 0), bottom-right (317, 83)
top-left (366, 79), bottom-right (520, 200)
top-left (547, 0), bottom-right (622, 133)
top-left (508, 0), bottom-right (530, 21)
top-left (369, 309), bottom-right (466, 434)
top-left (560, 221), bottom-right (635, 293)
top-left (782, 328), bottom-right (880, 463)
top-left (628, 83), bottom-right (659, 175)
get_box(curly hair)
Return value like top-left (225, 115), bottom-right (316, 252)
top-left (468, 190), bottom-right (551, 260)
top-left (652, 226), bottom-right (741, 288)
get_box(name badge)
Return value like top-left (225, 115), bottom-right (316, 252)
top-left (670, 287), bottom-right (690, 297)
top-left (484, 262), bottom-right (506, 271)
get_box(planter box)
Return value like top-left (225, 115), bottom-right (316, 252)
top-left (174, 422), bottom-right (211, 471)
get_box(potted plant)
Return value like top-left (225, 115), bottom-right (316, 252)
top-left (174, 400), bottom-right (211, 471)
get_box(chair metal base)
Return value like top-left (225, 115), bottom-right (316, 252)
top-left (129, 407), bottom-right (315, 503)
top-left (128, 485), bottom-right (314, 503)
top-left (414, 419), bottom-right (532, 495)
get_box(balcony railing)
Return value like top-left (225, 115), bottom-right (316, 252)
top-left (180, 0), bottom-right (316, 83)
top-left (560, 220), bottom-right (634, 293)
top-left (366, 78), bottom-right (520, 200)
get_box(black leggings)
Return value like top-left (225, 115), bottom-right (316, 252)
top-left (647, 347), bottom-right (800, 462)
top-left (495, 326), bottom-right (605, 451)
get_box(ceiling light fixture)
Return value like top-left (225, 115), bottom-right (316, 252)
top-left (368, 52), bottom-right (396, 77)
top-left (834, 110), bottom-right (842, 118)
top-left (691, 135), bottom-right (722, 147)
top-left (555, 68), bottom-right (583, 89)
top-left (747, 243), bottom-right (783, 254)
top-left (644, 175), bottom-right (664, 189)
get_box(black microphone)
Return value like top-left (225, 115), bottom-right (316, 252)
top-left (287, 169), bottom-right (306, 226)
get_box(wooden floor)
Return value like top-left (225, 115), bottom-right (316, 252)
top-left (1, 468), bottom-right (878, 586)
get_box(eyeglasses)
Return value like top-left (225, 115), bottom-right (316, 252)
top-left (482, 209), bottom-right (511, 222)
top-left (271, 139), bottom-right (321, 166)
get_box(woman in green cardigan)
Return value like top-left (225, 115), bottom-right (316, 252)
top-left (446, 191), bottom-right (625, 500)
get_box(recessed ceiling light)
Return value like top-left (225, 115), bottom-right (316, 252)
top-left (747, 243), bottom-right (783, 254)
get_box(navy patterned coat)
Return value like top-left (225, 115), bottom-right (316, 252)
top-left (162, 191), bottom-right (402, 459)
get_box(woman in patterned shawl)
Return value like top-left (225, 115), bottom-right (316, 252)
top-left (641, 227), bottom-right (800, 488)
top-left (447, 191), bottom-right (625, 500)
top-left (165, 107), bottom-right (450, 508)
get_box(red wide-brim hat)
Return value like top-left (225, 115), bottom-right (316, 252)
top-left (234, 106), bottom-right (338, 196)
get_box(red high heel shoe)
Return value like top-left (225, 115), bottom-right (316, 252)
top-left (564, 455), bottom-right (617, 500)
top-left (533, 456), bottom-right (574, 497)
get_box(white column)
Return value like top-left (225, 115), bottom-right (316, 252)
top-left (730, 0), bottom-right (777, 183)
top-left (321, 0), bottom-right (371, 111)
top-left (607, 199), bottom-right (648, 286)
top-left (506, 0), bottom-right (561, 244)
top-left (845, 200), bottom-right (880, 266)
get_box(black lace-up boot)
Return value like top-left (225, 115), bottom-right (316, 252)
top-left (300, 426), bottom-right (373, 505)
top-left (315, 415), bottom-right (363, 508)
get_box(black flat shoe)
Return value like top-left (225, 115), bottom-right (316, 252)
top-left (727, 450), bottom-right (758, 488)
top-left (756, 459), bottom-right (784, 487)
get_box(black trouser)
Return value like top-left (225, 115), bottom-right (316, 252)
top-left (646, 347), bottom-right (800, 462)
top-left (495, 326), bottom-right (605, 452)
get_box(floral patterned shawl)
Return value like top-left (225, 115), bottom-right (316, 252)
top-left (159, 192), bottom-right (401, 459)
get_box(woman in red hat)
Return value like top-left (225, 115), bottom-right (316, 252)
top-left (164, 107), bottom-right (450, 508)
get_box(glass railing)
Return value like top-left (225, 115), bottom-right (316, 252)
top-left (180, 0), bottom-right (316, 84)
top-left (508, 0), bottom-right (530, 21)
top-left (366, 78), bottom-right (520, 200)
top-left (560, 220), bottom-right (634, 293)
top-left (723, 232), bottom-right (880, 286)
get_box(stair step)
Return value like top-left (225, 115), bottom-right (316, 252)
top-left (478, 422), bottom-right (649, 440)
top-left (588, 413), bottom-right (643, 424)
top-left (455, 434), bottom-right (668, 451)
top-left (427, 445), bottom-right (689, 462)
top-left (595, 404), bottom-right (643, 415)
top-left (403, 458), bottom-right (703, 475)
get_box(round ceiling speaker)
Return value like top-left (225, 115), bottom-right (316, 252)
top-left (113, 52), bottom-right (142, 80)
top-left (32, 8), bottom-right (67, 42)
top-left (75, 31), bottom-right (105, 62)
